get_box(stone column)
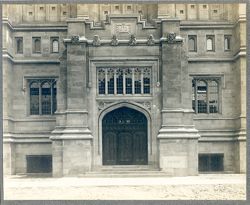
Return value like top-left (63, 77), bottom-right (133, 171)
top-left (50, 19), bottom-right (93, 177)
top-left (157, 19), bottom-right (200, 176)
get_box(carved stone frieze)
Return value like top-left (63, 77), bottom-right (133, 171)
top-left (166, 32), bottom-right (176, 44)
top-left (147, 34), bottom-right (155, 46)
top-left (93, 35), bottom-right (101, 46)
top-left (71, 35), bottom-right (80, 44)
top-left (110, 35), bottom-right (119, 46)
top-left (128, 34), bottom-right (137, 46)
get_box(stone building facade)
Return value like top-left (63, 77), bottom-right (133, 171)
top-left (2, 3), bottom-right (246, 177)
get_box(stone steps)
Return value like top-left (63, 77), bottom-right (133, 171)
top-left (83, 166), bottom-right (170, 177)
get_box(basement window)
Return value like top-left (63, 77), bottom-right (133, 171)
top-left (199, 154), bottom-right (224, 172)
top-left (26, 155), bottom-right (52, 173)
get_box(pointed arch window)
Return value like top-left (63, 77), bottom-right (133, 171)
top-left (192, 77), bottom-right (220, 114)
top-left (29, 79), bottom-right (57, 115)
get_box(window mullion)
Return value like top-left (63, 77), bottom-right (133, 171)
top-left (123, 69), bottom-right (126, 95)
top-left (141, 69), bottom-right (144, 94)
top-left (195, 80), bottom-right (198, 113)
top-left (207, 81), bottom-right (210, 114)
top-left (50, 83), bottom-right (53, 115)
top-left (39, 82), bottom-right (42, 115)
top-left (114, 69), bottom-right (117, 95)
top-left (105, 69), bottom-right (108, 95)
top-left (132, 68), bottom-right (135, 95)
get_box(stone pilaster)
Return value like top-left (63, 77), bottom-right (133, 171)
top-left (157, 20), bottom-right (200, 176)
top-left (50, 19), bottom-right (93, 177)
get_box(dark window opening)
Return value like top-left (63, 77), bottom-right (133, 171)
top-left (180, 10), bottom-right (184, 14)
top-left (16, 37), bottom-right (23, 54)
top-left (199, 154), bottom-right (224, 172)
top-left (26, 155), bottom-right (52, 173)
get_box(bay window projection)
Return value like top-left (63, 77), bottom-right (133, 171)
top-left (98, 67), bottom-right (151, 95)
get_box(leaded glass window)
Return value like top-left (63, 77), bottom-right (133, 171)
top-left (97, 67), bottom-right (151, 95)
top-left (30, 82), bottom-right (40, 115)
top-left (29, 79), bottom-right (57, 115)
top-left (192, 77), bottom-right (220, 114)
top-left (206, 35), bottom-right (215, 51)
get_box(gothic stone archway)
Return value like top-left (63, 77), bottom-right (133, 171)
top-left (102, 107), bottom-right (148, 165)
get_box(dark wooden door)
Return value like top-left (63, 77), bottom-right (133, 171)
top-left (102, 107), bottom-right (148, 165)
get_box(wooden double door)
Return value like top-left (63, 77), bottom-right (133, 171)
top-left (102, 107), bottom-right (148, 165)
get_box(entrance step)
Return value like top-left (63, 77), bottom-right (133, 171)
top-left (83, 166), bottom-right (170, 177)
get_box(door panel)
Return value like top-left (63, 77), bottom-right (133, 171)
top-left (102, 107), bottom-right (148, 165)
top-left (133, 131), bottom-right (147, 164)
top-left (103, 132), bottom-right (116, 165)
top-left (117, 132), bottom-right (133, 164)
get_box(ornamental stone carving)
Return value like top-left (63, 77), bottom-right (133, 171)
top-left (93, 35), bottom-right (101, 46)
top-left (71, 35), bottom-right (80, 44)
top-left (166, 32), bottom-right (176, 44)
top-left (128, 34), bottom-right (136, 46)
top-left (147, 34), bottom-right (155, 46)
top-left (111, 35), bottom-right (119, 46)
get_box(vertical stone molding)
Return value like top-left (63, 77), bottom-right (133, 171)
top-left (50, 19), bottom-right (93, 177)
top-left (158, 20), bottom-right (200, 176)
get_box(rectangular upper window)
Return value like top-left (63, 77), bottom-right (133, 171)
top-left (224, 35), bottom-right (231, 51)
top-left (50, 37), bottom-right (59, 53)
top-left (97, 67), bottom-right (151, 95)
top-left (206, 35), bottom-right (215, 51)
top-left (192, 77), bottom-right (220, 114)
top-left (15, 37), bottom-right (23, 54)
top-left (32, 37), bottom-right (41, 53)
top-left (29, 79), bottom-right (57, 115)
top-left (188, 35), bottom-right (197, 52)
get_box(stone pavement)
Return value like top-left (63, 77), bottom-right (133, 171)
top-left (4, 174), bottom-right (246, 200)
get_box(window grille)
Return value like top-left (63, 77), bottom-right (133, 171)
top-left (29, 79), bottom-right (57, 115)
top-left (192, 77), bottom-right (219, 114)
top-left (98, 67), bottom-right (151, 95)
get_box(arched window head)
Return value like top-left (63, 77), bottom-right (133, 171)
top-left (52, 39), bottom-right (59, 53)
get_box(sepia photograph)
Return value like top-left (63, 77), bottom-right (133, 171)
top-left (1, 1), bottom-right (247, 201)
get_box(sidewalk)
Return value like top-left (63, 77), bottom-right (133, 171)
top-left (4, 174), bottom-right (246, 200)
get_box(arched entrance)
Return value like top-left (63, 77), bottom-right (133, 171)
top-left (102, 107), bottom-right (148, 165)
